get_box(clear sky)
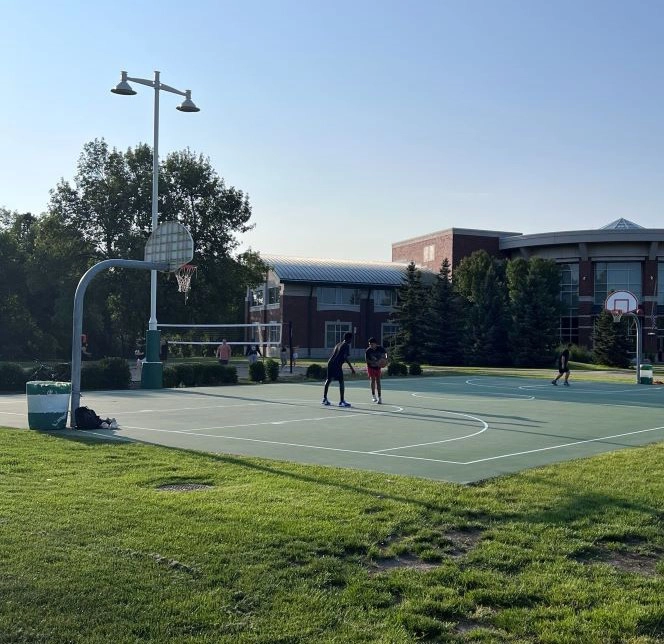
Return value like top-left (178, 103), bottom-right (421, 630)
top-left (2, 0), bottom-right (663, 261)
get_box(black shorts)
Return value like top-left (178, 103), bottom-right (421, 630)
top-left (558, 367), bottom-right (570, 374)
top-left (326, 365), bottom-right (343, 382)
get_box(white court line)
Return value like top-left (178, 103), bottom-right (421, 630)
top-left (412, 391), bottom-right (534, 402)
top-left (462, 426), bottom-right (664, 464)
top-left (105, 423), bottom-right (664, 466)
top-left (518, 384), bottom-right (664, 393)
top-left (369, 411), bottom-right (488, 453)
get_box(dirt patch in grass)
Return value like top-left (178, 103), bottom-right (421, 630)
top-left (156, 483), bottom-right (214, 492)
top-left (574, 546), bottom-right (661, 577)
top-left (445, 527), bottom-right (484, 557)
top-left (369, 554), bottom-right (440, 574)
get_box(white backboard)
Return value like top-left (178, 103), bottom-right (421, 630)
top-left (144, 221), bottom-right (194, 271)
top-left (605, 290), bottom-right (638, 313)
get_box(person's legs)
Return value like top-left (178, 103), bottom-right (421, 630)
top-left (376, 375), bottom-right (382, 402)
top-left (339, 375), bottom-right (345, 402)
top-left (563, 369), bottom-right (570, 385)
top-left (323, 377), bottom-right (332, 402)
top-left (370, 375), bottom-right (376, 400)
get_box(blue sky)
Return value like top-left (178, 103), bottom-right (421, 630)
top-left (2, 0), bottom-right (663, 261)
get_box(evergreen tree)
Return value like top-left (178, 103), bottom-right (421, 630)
top-left (507, 257), bottom-right (561, 366)
top-left (454, 250), bottom-right (510, 366)
top-left (391, 262), bottom-right (427, 363)
top-left (592, 310), bottom-right (631, 367)
top-left (423, 258), bottom-right (463, 365)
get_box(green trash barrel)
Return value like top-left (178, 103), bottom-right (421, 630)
top-left (26, 381), bottom-right (71, 430)
top-left (639, 364), bottom-right (653, 385)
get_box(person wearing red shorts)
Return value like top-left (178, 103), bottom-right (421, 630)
top-left (365, 337), bottom-right (388, 404)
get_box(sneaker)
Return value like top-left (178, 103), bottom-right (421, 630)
top-left (371, 396), bottom-right (377, 403)
top-left (551, 380), bottom-right (558, 386)
top-left (377, 397), bottom-right (382, 404)
top-left (563, 381), bottom-right (570, 387)
top-left (339, 401), bottom-right (352, 408)
top-left (322, 398), bottom-right (331, 406)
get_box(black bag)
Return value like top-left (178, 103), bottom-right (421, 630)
top-left (75, 406), bottom-right (103, 430)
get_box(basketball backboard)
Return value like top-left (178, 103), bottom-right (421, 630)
top-left (144, 221), bottom-right (194, 271)
top-left (604, 290), bottom-right (638, 315)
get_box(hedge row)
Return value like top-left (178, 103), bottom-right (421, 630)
top-left (304, 362), bottom-right (423, 380)
top-left (0, 359), bottom-right (131, 392)
top-left (163, 363), bottom-right (237, 388)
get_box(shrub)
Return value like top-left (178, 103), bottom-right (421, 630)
top-left (163, 366), bottom-right (179, 388)
top-left (0, 363), bottom-right (28, 391)
top-left (408, 363), bottom-right (422, 375)
top-left (387, 362), bottom-right (408, 376)
top-left (265, 359), bottom-right (280, 382)
top-left (249, 361), bottom-right (266, 382)
top-left (81, 358), bottom-right (130, 390)
top-left (81, 363), bottom-right (105, 390)
top-left (306, 364), bottom-right (326, 380)
top-left (173, 364), bottom-right (195, 387)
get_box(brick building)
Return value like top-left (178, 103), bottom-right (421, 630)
top-left (246, 255), bottom-right (433, 359)
top-left (392, 218), bottom-right (664, 358)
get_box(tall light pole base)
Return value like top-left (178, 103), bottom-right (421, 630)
top-left (141, 329), bottom-right (163, 389)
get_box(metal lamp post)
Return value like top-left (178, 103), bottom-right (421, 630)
top-left (111, 71), bottom-right (199, 388)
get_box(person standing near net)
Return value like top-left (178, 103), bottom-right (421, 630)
top-left (216, 339), bottom-right (231, 365)
top-left (322, 332), bottom-right (355, 407)
top-left (552, 343), bottom-right (572, 386)
top-left (246, 342), bottom-right (262, 365)
top-left (365, 337), bottom-right (387, 403)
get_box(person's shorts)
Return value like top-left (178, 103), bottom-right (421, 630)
top-left (558, 367), bottom-right (570, 374)
top-left (326, 365), bottom-right (343, 381)
top-left (367, 366), bottom-right (382, 379)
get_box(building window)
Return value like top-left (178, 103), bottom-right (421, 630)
top-left (657, 263), bottom-right (664, 305)
top-left (251, 287), bottom-right (264, 306)
top-left (325, 322), bottom-right (352, 348)
top-left (594, 262), bottom-right (642, 305)
top-left (559, 263), bottom-right (579, 344)
top-left (381, 323), bottom-right (399, 349)
top-left (373, 289), bottom-right (397, 307)
top-left (317, 287), bottom-right (361, 306)
top-left (423, 244), bottom-right (435, 262)
top-left (268, 286), bottom-right (280, 305)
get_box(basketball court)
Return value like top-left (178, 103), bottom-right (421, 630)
top-left (2, 375), bottom-right (663, 483)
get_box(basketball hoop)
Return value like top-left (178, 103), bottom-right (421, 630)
top-left (610, 309), bottom-right (623, 323)
top-left (175, 264), bottom-right (196, 303)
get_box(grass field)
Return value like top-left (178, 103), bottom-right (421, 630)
top-left (0, 425), bottom-right (662, 643)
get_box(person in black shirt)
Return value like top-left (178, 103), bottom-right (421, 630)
top-left (552, 343), bottom-right (572, 386)
top-left (322, 332), bottom-right (356, 407)
top-left (365, 337), bottom-right (388, 404)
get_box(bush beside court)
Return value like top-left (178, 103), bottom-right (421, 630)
top-left (0, 428), bottom-right (661, 642)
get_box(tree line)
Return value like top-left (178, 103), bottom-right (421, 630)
top-left (0, 139), bottom-right (266, 361)
top-left (390, 252), bottom-right (633, 368)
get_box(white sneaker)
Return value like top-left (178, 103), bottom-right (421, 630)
top-left (371, 396), bottom-right (377, 403)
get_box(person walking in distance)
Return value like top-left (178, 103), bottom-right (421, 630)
top-left (552, 343), bottom-right (572, 386)
top-left (246, 342), bottom-right (262, 365)
top-left (322, 332), bottom-right (356, 407)
top-left (365, 337), bottom-right (387, 403)
top-left (216, 339), bottom-right (231, 365)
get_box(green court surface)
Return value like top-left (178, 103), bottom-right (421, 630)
top-left (2, 375), bottom-right (663, 483)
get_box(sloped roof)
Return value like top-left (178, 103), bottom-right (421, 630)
top-left (600, 218), bottom-right (644, 230)
top-left (260, 254), bottom-right (421, 286)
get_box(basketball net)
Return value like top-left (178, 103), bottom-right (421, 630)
top-left (610, 309), bottom-right (623, 323)
top-left (175, 264), bottom-right (196, 303)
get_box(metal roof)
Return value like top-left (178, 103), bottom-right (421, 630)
top-left (260, 254), bottom-right (424, 286)
top-left (600, 218), bottom-right (644, 230)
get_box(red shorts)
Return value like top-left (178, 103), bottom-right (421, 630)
top-left (367, 366), bottom-right (382, 379)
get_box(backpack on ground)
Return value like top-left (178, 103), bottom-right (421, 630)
top-left (75, 406), bottom-right (103, 430)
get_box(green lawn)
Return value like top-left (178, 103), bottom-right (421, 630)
top-left (0, 427), bottom-right (662, 643)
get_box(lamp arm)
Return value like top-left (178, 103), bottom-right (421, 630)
top-left (158, 83), bottom-right (188, 97)
top-left (126, 76), bottom-right (158, 88)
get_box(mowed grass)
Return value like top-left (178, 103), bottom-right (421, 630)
top-left (0, 428), bottom-right (662, 643)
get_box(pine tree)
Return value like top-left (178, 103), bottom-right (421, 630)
top-left (391, 262), bottom-right (427, 363)
top-left (592, 310), bottom-right (631, 367)
top-left (423, 259), bottom-right (463, 365)
top-left (507, 257), bottom-right (561, 366)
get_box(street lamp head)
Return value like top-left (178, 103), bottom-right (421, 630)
top-left (111, 71), bottom-right (137, 96)
top-left (176, 90), bottom-right (200, 113)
